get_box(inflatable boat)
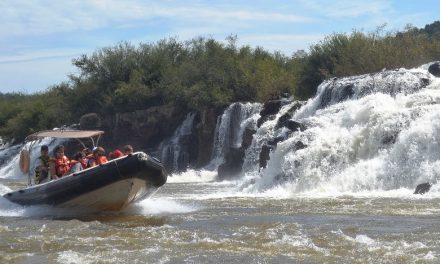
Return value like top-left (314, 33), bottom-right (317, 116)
top-left (3, 130), bottom-right (167, 211)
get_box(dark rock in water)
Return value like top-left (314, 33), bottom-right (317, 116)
top-left (276, 112), bottom-right (292, 130)
top-left (285, 120), bottom-right (306, 132)
top-left (196, 108), bottom-right (219, 167)
top-left (414, 182), bottom-right (431, 195)
top-left (320, 83), bottom-right (355, 109)
top-left (268, 136), bottom-right (285, 146)
top-left (381, 134), bottom-right (397, 145)
top-left (260, 100), bottom-right (282, 117)
top-left (217, 147), bottom-right (245, 180)
top-left (241, 127), bottom-right (256, 150)
top-left (259, 144), bottom-right (272, 169)
top-left (421, 78), bottom-right (430, 86)
top-left (295, 141), bottom-right (307, 150)
top-left (257, 100), bottom-right (282, 127)
top-left (274, 101), bottom-right (305, 130)
top-left (80, 113), bottom-right (102, 129)
top-left (428, 62), bottom-right (440, 77)
top-left (257, 114), bottom-right (275, 128)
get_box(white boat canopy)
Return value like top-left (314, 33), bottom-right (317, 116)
top-left (20, 130), bottom-right (105, 182)
top-left (25, 130), bottom-right (104, 141)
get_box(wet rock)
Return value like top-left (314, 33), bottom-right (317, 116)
top-left (241, 127), bottom-right (256, 150)
top-left (259, 144), bottom-right (272, 169)
top-left (414, 182), bottom-right (431, 195)
top-left (382, 134), bottom-right (396, 145)
top-left (295, 141), bottom-right (307, 150)
top-left (428, 62), bottom-right (440, 77)
top-left (285, 120), bottom-right (306, 132)
top-left (268, 136), bottom-right (285, 146)
top-left (217, 147), bottom-right (245, 180)
top-left (257, 100), bottom-right (282, 127)
top-left (196, 108), bottom-right (220, 167)
top-left (320, 82), bottom-right (355, 109)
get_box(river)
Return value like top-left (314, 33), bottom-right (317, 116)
top-left (2, 63), bottom-right (440, 263)
top-left (1, 171), bottom-right (440, 263)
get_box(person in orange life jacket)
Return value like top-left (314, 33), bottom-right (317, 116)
top-left (68, 151), bottom-right (87, 174)
top-left (49, 145), bottom-right (70, 180)
top-left (89, 147), bottom-right (108, 167)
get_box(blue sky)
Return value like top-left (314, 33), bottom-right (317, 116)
top-left (0, 0), bottom-right (439, 94)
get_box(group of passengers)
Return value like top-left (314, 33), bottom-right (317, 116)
top-left (34, 144), bottom-right (134, 184)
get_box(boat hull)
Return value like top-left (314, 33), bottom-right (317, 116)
top-left (3, 152), bottom-right (167, 211)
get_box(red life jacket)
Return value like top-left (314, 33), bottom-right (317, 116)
top-left (70, 159), bottom-right (87, 169)
top-left (51, 156), bottom-right (70, 177)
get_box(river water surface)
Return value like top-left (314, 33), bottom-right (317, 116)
top-left (1, 172), bottom-right (440, 263)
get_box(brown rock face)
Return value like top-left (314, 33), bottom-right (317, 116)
top-left (196, 108), bottom-right (219, 167)
top-left (89, 104), bottom-right (186, 152)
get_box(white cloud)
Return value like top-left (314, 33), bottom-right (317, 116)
top-left (0, 48), bottom-right (87, 64)
top-left (300, 0), bottom-right (392, 18)
top-left (0, 0), bottom-right (314, 37)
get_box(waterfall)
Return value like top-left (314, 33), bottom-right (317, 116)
top-left (208, 102), bottom-right (261, 169)
top-left (0, 137), bottom-right (62, 182)
top-left (240, 63), bottom-right (440, 194)
top-left (160, 112), bottom-right (197, 172)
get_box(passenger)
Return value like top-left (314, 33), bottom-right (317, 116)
top-left (49, 145), bottom-right (70, 180)
top-left (89, 147), bottom-right (108, 167)
top-left (82, 148), bottom-right (94, 168)
top-left (69, 151), bottom-right (86, 174)
top-left (34, 145), bottom-right (50, 184)
top-left (109, 149), bottom-right (123, 160)
top-left (123, 145), bottom-right (134, 155)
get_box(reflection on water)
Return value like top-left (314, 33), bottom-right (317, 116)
top-left (1, 181), bottom-right (440, 263)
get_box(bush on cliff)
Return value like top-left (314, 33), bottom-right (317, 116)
top-left (1, 21), bottom-right (440, 143)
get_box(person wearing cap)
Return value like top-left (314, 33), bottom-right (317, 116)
top-left (123, 145), bottom-right (134, 155)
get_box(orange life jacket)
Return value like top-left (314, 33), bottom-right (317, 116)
top-left (51, 156), bottom-right (70, 177)
top-left (96, 156), bottom-right (108, 165)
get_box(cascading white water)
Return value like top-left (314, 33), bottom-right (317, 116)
top-left (242, 63), bottom-right (440, 195)
top-left (0, 138), bottom-right (64, 180)
top-left (160, 112), bottom-right (197, 172)
top-left (209, 102), bottom-right (261, 169)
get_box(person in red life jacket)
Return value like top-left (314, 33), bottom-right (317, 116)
top-left (68, 151), bottom-right (87, 174)
top-left (109, 149), bottom-right (123, 160)
top-left (89, 147), bottom-right (108, 167)
top-left (49, 145), bottom-right (70, 180)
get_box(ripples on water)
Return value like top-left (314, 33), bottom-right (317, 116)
top-left (1, 178), bottom-right (440, 263)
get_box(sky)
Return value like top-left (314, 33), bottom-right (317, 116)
top-left (0, 0), bottom-right (439, 94)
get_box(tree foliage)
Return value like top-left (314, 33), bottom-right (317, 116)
top-left (1, 21), bottom-right (440, 142)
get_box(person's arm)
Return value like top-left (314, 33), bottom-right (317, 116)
top-left (49, 161), bottom-right (59, 180)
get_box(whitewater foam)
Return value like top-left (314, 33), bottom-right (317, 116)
top-left (125, 198), bottom-right (198, 215)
